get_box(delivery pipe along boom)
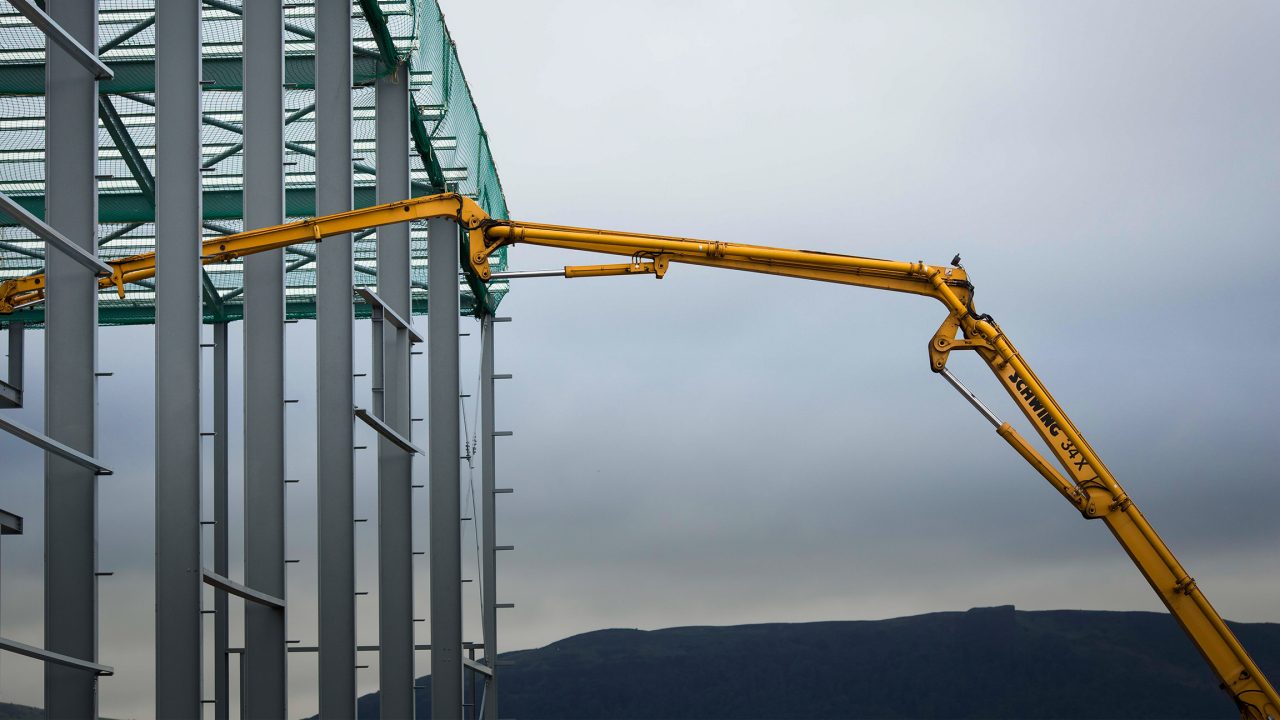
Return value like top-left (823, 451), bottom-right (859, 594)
top-left (5, 193), bottom-right (1275, 718)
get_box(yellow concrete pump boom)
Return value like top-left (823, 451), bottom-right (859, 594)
top-left (1, 192), bottom-right (1275, 717)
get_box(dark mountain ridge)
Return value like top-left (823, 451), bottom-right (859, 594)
top-left (8, 606), bottom-right (1270, 718)
top-left (344, 606), bottom-right (1280, 719)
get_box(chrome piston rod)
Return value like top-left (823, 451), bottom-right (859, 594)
top-left (937, 367), bottom-right (1003, 428)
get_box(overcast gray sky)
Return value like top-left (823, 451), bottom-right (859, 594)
top-left (2, 1), bottom-right (1279, 717)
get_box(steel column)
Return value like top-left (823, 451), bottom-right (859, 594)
top-left (42, 1), bottom-right (100, 715)
top-left (242, 1), bottom-right (288, 716)
top-left (213, 321), bottom-right (230, 720)
top-left (429, 217), bottom-right (463, 720)
top-left (376, 60), bottom-right (415, 719)
top-left (480, 316), bottom-right (498, 720)
top-left (315, 0), bottom-right (358, 714)
top-left (154, 1), bottom-right (204, 717)
top-left (0, 510), bottom-right (18, 683)
top-left (3, 322), bottom-right (21, 408)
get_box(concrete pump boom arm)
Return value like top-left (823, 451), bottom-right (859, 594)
top-left (2, 192), bottom-right (1275, 717)
top-left (473, 219), bottom-right (1279, 719)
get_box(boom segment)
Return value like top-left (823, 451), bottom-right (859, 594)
top-left (2, 192), bottom-right (1274, 717)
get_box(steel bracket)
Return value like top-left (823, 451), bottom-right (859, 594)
top-left (929, 313), bottom-right (993, 372)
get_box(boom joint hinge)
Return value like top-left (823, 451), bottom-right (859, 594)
top-left (928, 313), bottom-right (994, 372)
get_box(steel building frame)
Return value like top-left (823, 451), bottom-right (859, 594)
top-left (0, 2), bottom-right (510, 326)
top-left (0, 2), bottom-right (115, 717)
top-left (0, 2), bottom-right (509, 717)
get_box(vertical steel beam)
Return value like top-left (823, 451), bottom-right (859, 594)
top-left (154, 1), bottom-right (204, 717)
top-left (480, 316), bottom-right (498, 720)
top-left (316, 0), bottom-right (357, 715)
top-left (376, 60), bottom-right (415, 719)
top-left (242, 2), bottom-right (288, 716)
top-left (213, 322), bottom-right (230, 720)
top-left (43, 1), bottom-right (99, 715)
top-left (7, 321), bottom-right (23, 399)
top-left (430, 217), bottom-right (463, 720)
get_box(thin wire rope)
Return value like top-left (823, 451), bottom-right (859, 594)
top-left (463, 456), bottom-right (484, 623)
top-left (469, 346), bottom-right (484, 611)
top-left (459, 341), bottom-right (486, 627)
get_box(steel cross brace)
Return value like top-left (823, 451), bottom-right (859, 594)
top-left (0, 636), bottom-right (114, 676)
top-left (354, 408), bottom-right (423, 455)
top-left (203, 103), bottom-right (317, 170)
top-left (0, 415), bottom-right (112, 475)
top-left (0, 193), bottom-right (112, 277)
top-left (8, 0), bottom-right (113, 80)
top-left (355, 287), bottom-right (423, 343)
top-left (201, 569), bottom-right (285, 610)
top-left (98, 14), bottom-right (154, 55)
top-left (120, 93), bottom-right (433, 193)
top-left (207, 224), bottom-right (381, 302)
top-left (98, 95), bottom-right (224, 313)
top-left (201, 0), bottom-right (381, 60)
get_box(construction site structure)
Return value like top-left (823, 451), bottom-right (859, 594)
top-left (0, 2), bottom-right (1275, 720)
top-left (0, 1), bottom-right (510, 718)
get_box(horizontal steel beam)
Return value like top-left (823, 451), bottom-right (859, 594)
top-left (233, 643), bottom-right (485, 654)
top-left (8, 0), bottom-right (113, 80)
top-left (0, 186), bottom-right (415, 226)
top-left (0, 507), bottom-right (21, 534)
top-left (233, 643), bottom-right (464, 654)
top-left (355, 287), bottom-right (423, 343)
top-left (3, 289), bottom-right (488, 329)
top-left (354, 408), bottom-right (423, 455)
top-left (0, 415), bottom-right (112, 475)
top-left (463, 658), bottom-right (493, 677)
top-left (201, 569), bottom-right (285, 610)
top-left (0, 54), bottom-right (382, 94)
top-left (0, 191), bottom-right (112, 277)
top-left (0, 636), bottom-right (113, 676)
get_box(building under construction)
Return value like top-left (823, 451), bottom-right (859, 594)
top-left (0, 1), bottom-right (510, 717)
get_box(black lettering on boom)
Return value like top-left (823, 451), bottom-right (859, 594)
top-left (1008, 370), bottom-right (1061, 437)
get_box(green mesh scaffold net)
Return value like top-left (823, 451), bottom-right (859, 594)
top-left (0, 0), bottom-right (509, 326)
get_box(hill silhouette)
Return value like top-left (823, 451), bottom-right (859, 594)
top-left (343, 606), bottom-right (1280, 719)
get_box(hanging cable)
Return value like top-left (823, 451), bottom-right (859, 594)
top-left (459, 340), bottom-right (487, 626)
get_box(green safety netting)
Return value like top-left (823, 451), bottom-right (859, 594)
top-left (0, 0), bottom-right (508, 326)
